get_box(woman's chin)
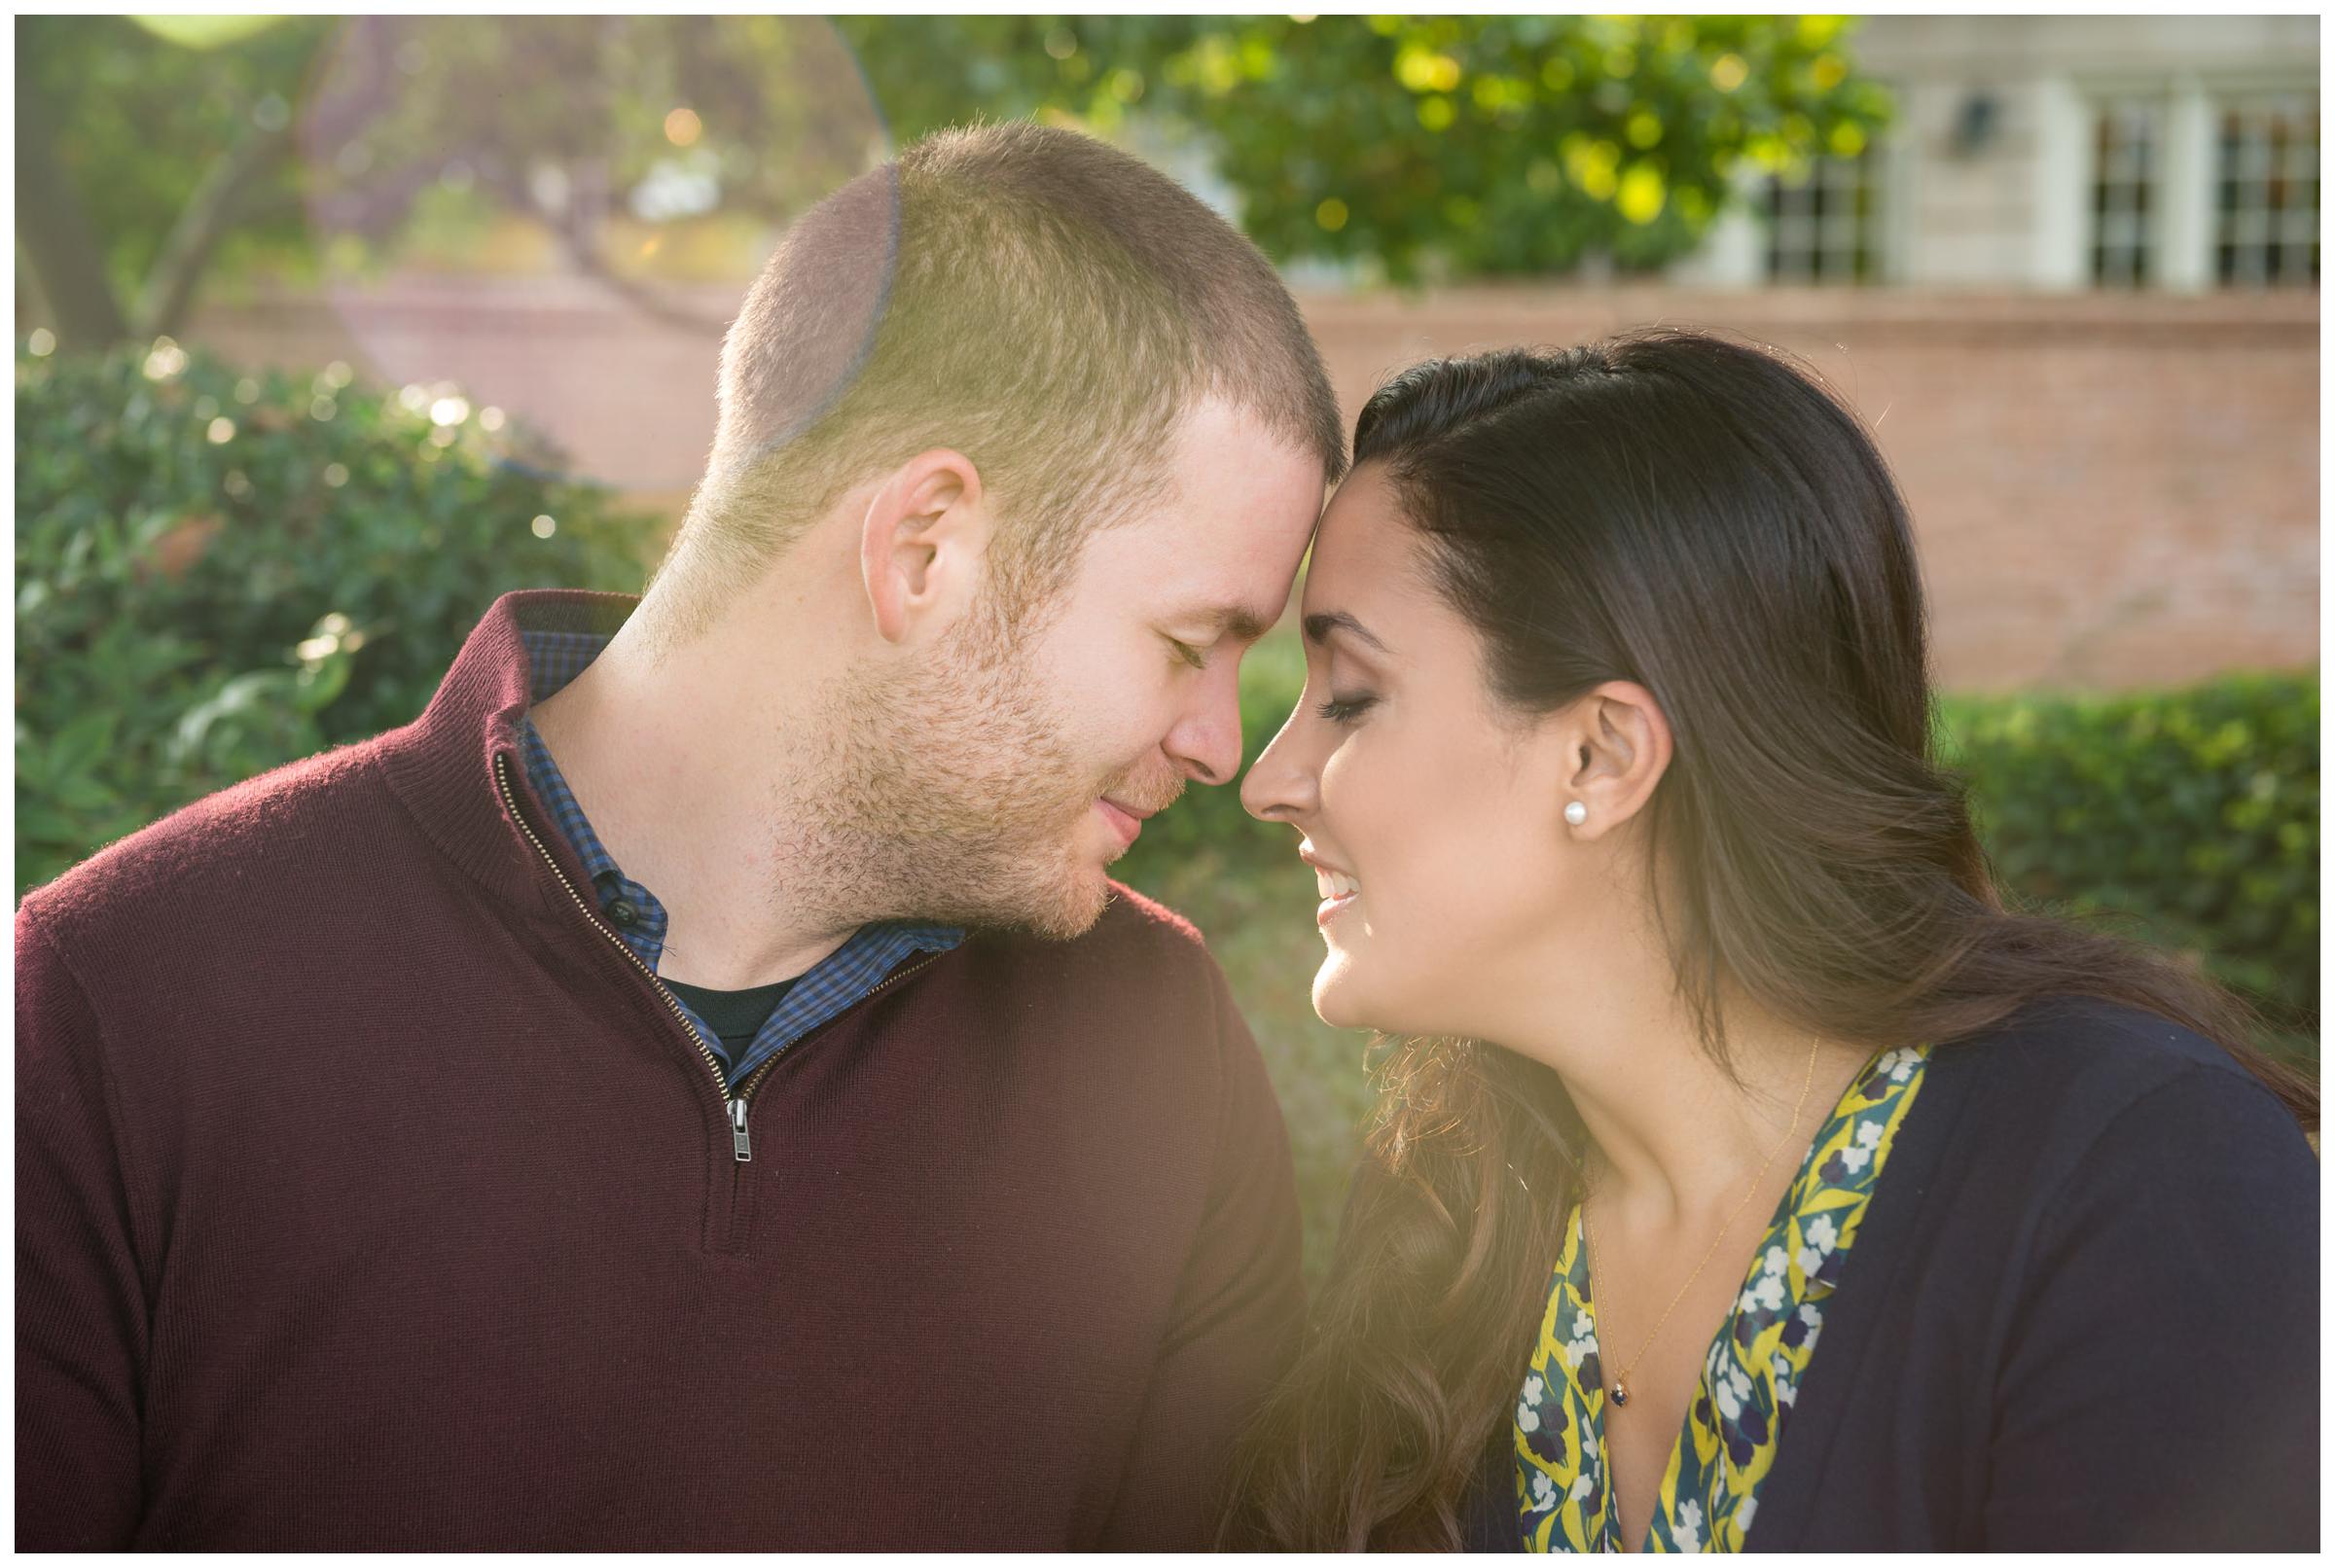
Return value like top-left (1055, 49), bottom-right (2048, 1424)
top-left (1313, 953), bottom-right (1469, 1039)
top-left (1310, 956), bottom-right (1379, 1031)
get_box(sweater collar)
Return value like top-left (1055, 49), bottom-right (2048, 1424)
top-left (374, 588), bottom-right (637, 920)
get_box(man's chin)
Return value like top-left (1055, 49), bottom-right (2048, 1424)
top-left (928, 854), bottom-right (1115, 944)
top-left (1022, 864), bottom-right (1117, 943)
top-left (1023, 816), bottom-right (1135, 939)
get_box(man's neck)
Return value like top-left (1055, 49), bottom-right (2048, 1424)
top-left (527, 621), bottom-right (860, 990)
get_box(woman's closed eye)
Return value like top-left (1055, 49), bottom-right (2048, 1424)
top-left (1316, 693), bottom-right (1378, 724)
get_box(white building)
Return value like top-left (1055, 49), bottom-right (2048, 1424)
top-left (1672, 13), bottom-right (2319, 291)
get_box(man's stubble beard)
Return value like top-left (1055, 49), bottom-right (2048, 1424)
top-left (776, 608), bottom-right (1159, 941)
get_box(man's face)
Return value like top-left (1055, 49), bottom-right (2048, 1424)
top-left (814, 398), bottom-right (1327, 939)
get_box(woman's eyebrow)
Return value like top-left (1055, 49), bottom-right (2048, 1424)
top-left (1303, 610), bottom-right (1392, 655)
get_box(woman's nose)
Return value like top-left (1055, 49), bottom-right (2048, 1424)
top-left (1239, 710), bottom-right (1315, 823)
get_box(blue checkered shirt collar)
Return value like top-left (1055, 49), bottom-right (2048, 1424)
top-left (518, 628), bottom-right (962, 1092)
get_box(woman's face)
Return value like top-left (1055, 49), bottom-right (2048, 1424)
top-left (1240, 463), bottom-right (1589, 1039)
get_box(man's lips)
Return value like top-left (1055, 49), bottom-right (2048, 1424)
top-left (1096, 797), bottom-right (1148, 848)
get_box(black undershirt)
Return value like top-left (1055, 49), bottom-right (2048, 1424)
top-left (661, 976), bottom-right (799, 1077)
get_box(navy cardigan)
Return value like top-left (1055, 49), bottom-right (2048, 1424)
top-left (1458, 995), bottom-right (2320, 1551)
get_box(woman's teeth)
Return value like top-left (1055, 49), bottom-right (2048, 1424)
top-left (1315, 869), bottom-right (1361, 900)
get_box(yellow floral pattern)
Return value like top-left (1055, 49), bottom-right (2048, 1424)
top-left (1515, 1045), bottom-right (1931, 1552)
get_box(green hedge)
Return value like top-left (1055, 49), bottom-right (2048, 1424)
top-left (16, 341), bottom-right (658, 894)
top-left (1938, 677), bottom-right (2318, 1035)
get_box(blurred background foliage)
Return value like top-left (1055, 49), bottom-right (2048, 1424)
top-left (18, 12), bottom-right (1888, 350)
top-left (841, 14), bottom-right (1888, 281)
top-left (1938, 682), bottom-right (2319, 1035)
top-left (15, 342), bottom-right (655, 892)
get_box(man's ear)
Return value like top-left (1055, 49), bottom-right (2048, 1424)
top-left (859, 448), bottom-right (988, 645)
top-left (1560, 680), bottom-right (1673, 839)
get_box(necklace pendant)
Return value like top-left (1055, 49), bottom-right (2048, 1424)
top-left (1610, 1378), bottom-right (1631, 1408)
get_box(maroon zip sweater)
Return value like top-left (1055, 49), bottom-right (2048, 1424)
top-left (17, 589), bottom-right (1306, 1550)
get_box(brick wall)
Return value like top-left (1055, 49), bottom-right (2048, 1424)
top-left (188, 280), bottom-right (2317, 693)
top-left (1299, 287), bottom-right (2319, 692)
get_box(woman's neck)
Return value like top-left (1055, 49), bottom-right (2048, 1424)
top-left (1488, 935), bottom-right (1870, 1227)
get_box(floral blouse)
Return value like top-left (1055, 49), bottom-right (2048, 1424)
top-left (1514, 1045), bottom-right (1931, 1552)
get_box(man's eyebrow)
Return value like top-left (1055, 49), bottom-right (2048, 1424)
top-left (1182, 604), bottom-right (1278, 643)
top-left (1303, 610), bottom-right (1392, 655)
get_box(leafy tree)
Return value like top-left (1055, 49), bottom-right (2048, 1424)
top-left (18, 16), bottom-right (875, 345)
top-left (18, 15), bottom-right (325, 345)
top-left (18, 15), bottom-right (1887, 347)
top-left (840, 15), bottom-right (1890, 283)
top-left (293, 17), bottom-right (880, 330)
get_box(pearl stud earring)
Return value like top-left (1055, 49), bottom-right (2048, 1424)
top-left (1564, 801), bottom-right (1588, 827)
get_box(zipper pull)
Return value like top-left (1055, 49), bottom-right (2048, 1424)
top-left (729, 1097), bottom-right (752, 1163)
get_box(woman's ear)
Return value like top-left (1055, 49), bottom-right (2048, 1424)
top-left (1560, 680), bottom-right (1672, 839)
top-left (860, 448), bottom-right (989, 645)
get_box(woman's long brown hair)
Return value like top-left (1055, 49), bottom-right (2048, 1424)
top-left (1225, 331), bottom-right (2317, 1551)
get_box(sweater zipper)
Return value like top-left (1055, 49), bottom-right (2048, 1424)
top-left (724, 952), bottom-right (941, 1158)
top-left (494, 751), bottom-right (735, 1133)
top-left (494, 750), bottom-right (942, 1164)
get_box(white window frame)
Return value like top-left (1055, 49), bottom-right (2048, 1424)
top-left (2049, 68), bottom-right (2317, 293)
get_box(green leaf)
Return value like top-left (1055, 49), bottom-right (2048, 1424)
top-left (126, 16), bottom-right (287, 51)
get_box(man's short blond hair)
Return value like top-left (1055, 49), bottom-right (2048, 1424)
top-left (648, 120), bottom-right (1346, 642)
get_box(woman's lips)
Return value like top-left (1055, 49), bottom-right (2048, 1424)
top-left (1304, 850), bottom-right (1360, 928)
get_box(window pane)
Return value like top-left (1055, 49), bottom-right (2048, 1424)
top-left (1761, 148), bottom-right (1881, 284)
top-left (2092, 102), bottom-right (2163, 287)
top-left (2216, 98), bottom-right (2318, 287)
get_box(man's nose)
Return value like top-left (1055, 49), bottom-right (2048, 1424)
top-left (1168, 661), bottom-right (1245, 788)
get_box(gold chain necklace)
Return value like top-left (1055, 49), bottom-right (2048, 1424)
top-left (1577, 1032), bottom-right (1821, 1411)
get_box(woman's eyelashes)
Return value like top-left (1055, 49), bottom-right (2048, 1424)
top-left (1315, 692), bottom-right (1378, 724)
